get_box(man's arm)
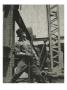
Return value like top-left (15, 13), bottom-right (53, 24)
top-left (14, 42), bottom-right (25, 57)
top-left (15, 42), bottom-right (32, 57)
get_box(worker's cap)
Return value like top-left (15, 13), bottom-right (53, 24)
top-left (16, 28), bottom-right (26, 37)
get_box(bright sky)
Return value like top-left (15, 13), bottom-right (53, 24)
top-left (15, 5), bottom-right (64, 41)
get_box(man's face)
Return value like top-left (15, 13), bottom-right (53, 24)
top-left (21, 32), bottom-right (26, 39)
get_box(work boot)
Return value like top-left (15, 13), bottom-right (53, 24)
top-left (11, 74), bottom-right (20, 83)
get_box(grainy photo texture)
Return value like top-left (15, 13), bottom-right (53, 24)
top-left (3, 5), bottom-right (64, 83)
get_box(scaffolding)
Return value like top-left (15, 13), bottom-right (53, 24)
top-left (46, 5), bottom-right (61, 71)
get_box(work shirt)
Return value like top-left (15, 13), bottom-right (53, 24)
top-left (15, 39), bottom-right (39, 65)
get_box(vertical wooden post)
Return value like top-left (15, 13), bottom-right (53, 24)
top-left (3, 5), bottom-right (15, 82)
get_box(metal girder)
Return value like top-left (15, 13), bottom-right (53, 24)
top-left (46, 5), bottom-right (61, 71)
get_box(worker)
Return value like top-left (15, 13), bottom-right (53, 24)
top-left (11, 28), bottom-right (45, 83)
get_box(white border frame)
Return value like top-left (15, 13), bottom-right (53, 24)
top-left (0, 0), bottom-right (66, 90)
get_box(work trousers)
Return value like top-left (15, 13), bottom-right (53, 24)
top-left (11, 56), bottom-right (45, 83)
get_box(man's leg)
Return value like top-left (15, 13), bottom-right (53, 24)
top-left (11, 60), bottom-right (27, 83)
